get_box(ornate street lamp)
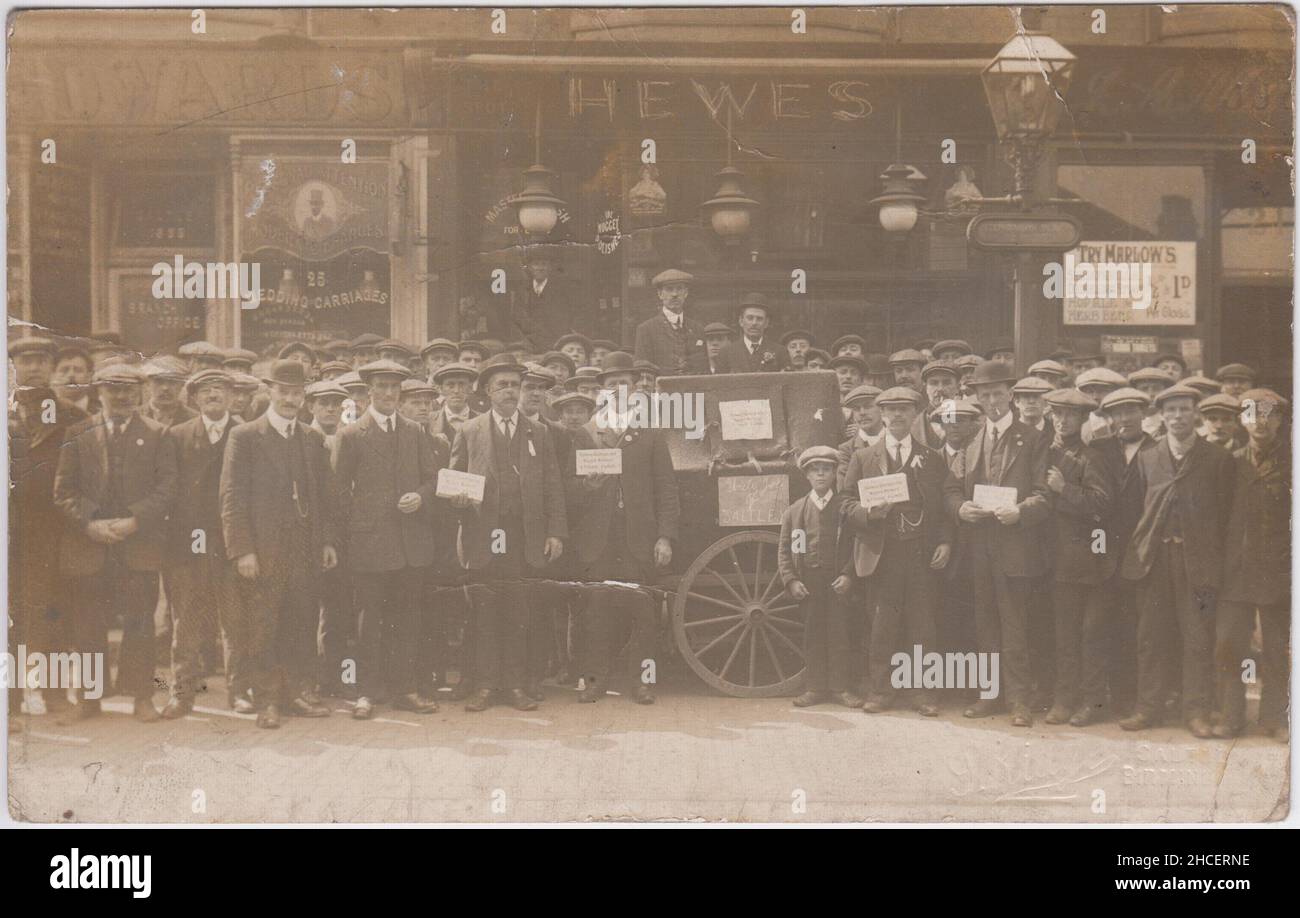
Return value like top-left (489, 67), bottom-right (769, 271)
top-left (512, 100), bottom-right (567, 238)
top-left (980, 31), bottom-right (1076, 203)
top-left (869, 105), bottom-right (927, 234)
top-left (701, 107), bottom-right (760, 242)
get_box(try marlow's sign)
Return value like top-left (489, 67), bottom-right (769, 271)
top-left (240, 161), bottom-right (390, 262)
top-left (1060, 241), bottom-right (1196, 326)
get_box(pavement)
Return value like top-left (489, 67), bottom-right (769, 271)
top-left (6, 671), bottom-right (1289, 824)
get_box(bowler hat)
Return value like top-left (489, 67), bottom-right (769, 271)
top-left (597, 351), bottom-right (637, 382)
top-left (477, 355), bottom-right (525, 392)
top-left (261, 359), bottom-right (309, 388)
top-left (966, 359), bottom-right (1016, 387)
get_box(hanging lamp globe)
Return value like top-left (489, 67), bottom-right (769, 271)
top-left (701, 166), bottom-right (760, 241)
top-left (513, 164), bottom-right (566, 237)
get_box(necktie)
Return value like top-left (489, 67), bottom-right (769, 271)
top-left (503, 417), bottom-right (514, 440)
top-left (386, 416), bottom-right (393, 434)
top-left (286, 422), bottom-right (295, 439)
top-left (893, 443), bottom-right (903, 470)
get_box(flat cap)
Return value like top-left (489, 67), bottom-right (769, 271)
top-left (8, 336), bottom-right (56, 358)
top-left (589, 339), bottom-right (619, 351)
top-left (1127, 367), bottom-right (1176, 386)
top-left (357, 359), bottom-right (412, 383)
top-left (551, 391), bottom-right (596, 413)
top-left (554, 333), bottom-right (592, 352)
top-left (572, 366), bottom-right (601, 379)
top-left (1099, 387), bottom-right (1151, 413)
top-left (844, 383), bottom-right (883, 406)
top-left (967, 359), bottom-right (1016, 387)
top-left (185, 368), bottom-right (232, 392)
top-left (1043, 387), bottom-right (1099, 412)
top-left (143, 356), bottom-right (191, 381)
top-left (985, 338), bottom-right (1015, 357)
top-left (377, 339), bottom-right (412, 356)
top-left (932, 339), bottom-right (973, 357)
top-left (888, 348), bottom-right (926, 366)
top-left (1215, 363), bottom-right (1256, 381)
top-left (1012, 376), bottom-right (1055, 396)
top-left (831, 334), bottom-right (866, 354)
top-left (1239, 388), bottom-right (1289, 415)
top-left (921, 360), bottom-right (958, 382)
top-left (178, 340), bottom-right (223, 358)
top-left (780, 329), bottom-right (814, 346)
top-left (322, 339), bottom-right (352, 355)
top-left (92, 363), bottom-right (145, 386)
top-left (539, 351), bottom-right (575, 375)
top-left (1180, 375), bottom-right (1221, 396)
top-left (1151, 352), bottom-right (1187, 370)
top-left (937, 397), bottom-right (983, 420)
top-left (737, 292), bottom-right (772, 314)
top-left (228, 372), bottom-right (261, 391)
top-left (457, 339), bottom-right (491, 358)
top-left (336, 371), bottom-right (367, 392)
top-left (318, 360), bottom-right (353, 377)
top-left (1027, 359), bottom-right (1069, 379)
top-left (222, 348), bottom-right (258, 367)
top-left (433, 362), bottom-right (479, 384)
top-left (350, 333), bottom-right (385, 349)
top-left (420, 338), bottom-right (460, 357)
top-left (277, 341), bottom-right (315, 360)
top-left (652, 268), bottom-right (694, 287)
top-left (1197, 393), bottom-right (1242, 415)
top-left (1153, 384), bottom-right (1203, 408)
top-left (400, 378), bottom-right (436, 397)
top-left (875, 386), bottom-right (925, 408)
top-left (703, 322), bottom-right (733, 338)
top-left (521, 362), bottom-right (558, 385)
top-left (914, 338), bottom-right (937, 352)
top-left (305, 380), bottom-right (349, 401)
top-left (803, 348), bottom-right (831, 366)
top-left (828, 354), bottom-right (867, 374)
top-left (1074, 367), bottom-right (1128, 390)
top-left (955, 354), bottom-right (984, 370)
top-left (797, 445), bottom-right (840, 470)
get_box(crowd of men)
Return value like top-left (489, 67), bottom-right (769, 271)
top-left (6, 265), bottom-right (1291, 741)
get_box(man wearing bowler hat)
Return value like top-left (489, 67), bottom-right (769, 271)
top-left (159, 369), bottom-right (241, 718)
top-left (220, 359), bottom-right (338, 728)
top-left (634, 268), bottom-right (705, 376)
top-left (714, 293), bottom-right (790, 373)
top-left (943, 359), bottom-right (1052, 726)
top-left (449, 356), bottom-right (567, 712)
top-left (1118, 384), bottom-right (1235, 738)
top-left (55, 362), bottom-right (178, 722)
top-left (333, 360), bottom-right (444, 719)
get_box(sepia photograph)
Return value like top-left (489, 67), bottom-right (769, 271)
top-left (2, 2), bottom-right (1294, 841)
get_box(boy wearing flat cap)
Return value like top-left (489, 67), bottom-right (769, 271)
top-left (779, 446), bottom-right (859, 708)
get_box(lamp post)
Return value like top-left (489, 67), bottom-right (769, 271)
top-left (512, 99), bottom-right (567, 239)
top-left (978, 29), bottom-right (1076, 368)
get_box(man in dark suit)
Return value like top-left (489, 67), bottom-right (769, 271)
top-left (220, 360), bottom-right (339, 729)
top-left (449, 356), bottom-right (567, 712)
top-left (1040, 388), bottom-right (1114, 727)
top-left (142, 357), bottom-right (197, 429)
top-left (1119, 384), bottom-right (1236, 738)
top-left (430, 363), bottom-right (480, 441)
top-left (713, 293), bottom-right (791, 374)
top-left (943, 360), bottom-right (1052, 726)
top-left (333, 360), bottom-right (444, 719)
top-left (159, 370), bottom-right (240, 718)
top-left (8, 337), bottom-right (87, 719)
top-left (1214, 388), bottom-right (1289, 741)
top-left (843, 387), bottom-right (952, 716)
top-left (54, 363), bottom-right (178, 722)
top-left (633, 268), bottom-right (705, 376)
top-left (569, 354), bottom-right (679, 704)
top-left (1092, 388), bottom-right (1159, 718)
top-left (694, 323), bottom-right (732, 375)
top-left (494, 247), bottom-right (579, 352)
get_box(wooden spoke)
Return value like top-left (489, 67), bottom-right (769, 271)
top-left (682, 613), bottom-right (745, 630)
top-left (752, 542), bottom-right (764, 601)
top-left (706, 566), bottom-right (749, 608)
top-left (696, 619), bottom-right (747, 659)
top-left (748, 621), bottom-right (758, 687)
top-left (756, 569), bottom-right (784, 607)
top-left (767, 615), bottom-right (805, 630)
top-left (764, 622), bottom-right (804, 657)
top-left (685, 591), bottom-right (748, 616)
top-left (758, 625), bottom-right (787, 683)
top-left (720, 624), bottom-right (752, 681)
top-left (725, 547), bottom-right (752, 600)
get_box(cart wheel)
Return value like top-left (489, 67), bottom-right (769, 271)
top-left (672, 530), bottom-right (808, 697)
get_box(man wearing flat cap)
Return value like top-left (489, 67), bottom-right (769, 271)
top-left (1198, 393), bottom-right (1247, 451)
top-left (714, 293), bottom-right (790, 373)
top-left (943, 359), bottom-right (1052, 727)
top-left (333, 361), bottom-right (444, 719)
top-left (220, 359), bottom-right (339, 729)
top-left (1118, 384), bottom-right (1235, 738)
top-left (449, 356), bottom-right (567, 712)
top-left (781, 329), bottom-right (814, 369)
top-left (179, 341), bottom-right (225, 372)
top-left (634, 268), bottom-right (705, 376)
top-left (1215, 363), bottom-right (1256, 400)
top-left (54, 362), bottom-right (178, 722)
top-left (889, 349), bottom-right (926, 394)
top-left (697, 322), bottom-right (733, 374)
top-left (159, 370), bottom-right (241, 718)
top-left (911, 362), bottom-right (959, 450)
top-left (142, 357), bottom-right (197, 429)
top-left (843, 386), bottom-right (952, 716)
top-left (1039, 388), bottom-right (1114, 727)
top-left (8, 337), bottom-right (88, 719)
top-left (1215, 389), bottom-right (1290, 742)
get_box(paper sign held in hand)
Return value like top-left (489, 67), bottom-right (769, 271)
top-left (719, 399), bottom-right (773, 440)
top-left (973, 484), bottom-right (1019, 511)
top-left (575, 448), bottom-right (623, 476)
top-left (858, 473), bottom-right (910, 508)
top-left (436, 468), bottom-right (486, 503)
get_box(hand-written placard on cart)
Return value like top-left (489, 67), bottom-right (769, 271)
top-left (858, 473), bottom-right (910, 508)
top-left (575, 448), bottom-right (623, 476)
top-left (718, 474), bottom-right (789, 527)
top-left (436, 468), bottom-right (486, 503)
top-left (719, 399), bottom-right (773, 440)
